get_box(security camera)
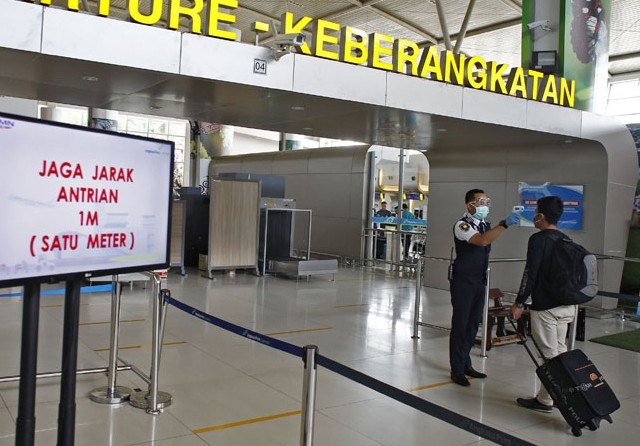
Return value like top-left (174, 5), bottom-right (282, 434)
top-left (272, 33), bottom-right (306, 48)
top-left (271, 33), bottom-right (306, 61)
top-left (527, 20), bottom-right (552, 32)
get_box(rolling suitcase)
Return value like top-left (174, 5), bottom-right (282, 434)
top-left (511, 319), bottom-right (620, 437)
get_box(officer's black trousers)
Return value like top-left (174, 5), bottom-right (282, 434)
top-left (449, 276), bottom-right (486, 374)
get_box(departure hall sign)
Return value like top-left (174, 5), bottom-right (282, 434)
top-left (29, 0), bottom-right (575, 108)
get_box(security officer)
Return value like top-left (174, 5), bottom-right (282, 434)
top-left (449, 189), bottom-right (520, 386)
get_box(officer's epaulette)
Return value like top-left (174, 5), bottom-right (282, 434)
top-left (460, 215), bottom-right (479, 231)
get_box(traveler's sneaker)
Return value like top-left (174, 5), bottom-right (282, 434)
top-left (516, 397), bottom-right (553, 413)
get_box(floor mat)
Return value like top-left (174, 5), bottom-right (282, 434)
top-left (590, 329), bottom-right (640, 353)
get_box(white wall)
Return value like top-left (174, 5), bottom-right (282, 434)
top-left (424, 139), bottom-right (628, 311)
top-left (0, 96), bottom-right (38, 117)
top-left (232, 131), bottom-right (279, 154)
top-left (211, 146), bottom-right (371, 258)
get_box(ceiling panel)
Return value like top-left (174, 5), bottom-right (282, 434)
top-left (610, 59), bottom-right (640, 76)
top-left (331, 9), bottom-right (428, 42)
top-left (609, 0), bottom-right (640, 52)
top-left (457, 23), bottom-right (522, 67)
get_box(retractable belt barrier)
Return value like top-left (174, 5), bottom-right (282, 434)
top-left (597, 290), bottom-right (640, 301)
top-left (164, 295), bottom-right (534, 446)
top-left (164, 295), bottom-right (303, 358)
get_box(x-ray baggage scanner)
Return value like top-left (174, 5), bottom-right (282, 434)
top-left (259, 199), bottom-right (337, 280)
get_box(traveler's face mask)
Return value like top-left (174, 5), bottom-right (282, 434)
top-left (533, 212), bottom-right (543, 228)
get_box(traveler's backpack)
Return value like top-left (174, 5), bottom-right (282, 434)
top-left (544, 232), bottom-right (598, 305)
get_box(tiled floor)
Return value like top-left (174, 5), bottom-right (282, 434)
top-left (0, 267), bottom-right (638, 445)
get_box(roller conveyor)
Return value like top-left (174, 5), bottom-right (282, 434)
top-left (270, 257), bottom-right (338, 280)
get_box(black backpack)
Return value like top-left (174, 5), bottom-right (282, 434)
top-left (544, 232), bottom-right (598, 305)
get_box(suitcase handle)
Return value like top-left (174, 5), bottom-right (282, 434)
top-left (507, 316), bottom-right (548, 367)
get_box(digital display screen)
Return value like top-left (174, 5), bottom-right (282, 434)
top-left (0, 113), bottom-right (174, 287)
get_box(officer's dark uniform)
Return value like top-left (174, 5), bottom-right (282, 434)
top-left (449, 213), bottom-right (490, 375)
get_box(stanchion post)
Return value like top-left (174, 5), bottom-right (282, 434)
top-left (57, 277), bottom-right (82, 446)
top-left (129, 274), bottom-right (172, 413)
top-left (568, 306), bottom-right (578, 351)
top-left (107, 280), bottom-right (122, 392)
top-left (300, 345), bottom-right (318, 446)
top-left (480, 267), bottom-right (491, 357)
top-left (393, 232), bottom-right (400, 272)
top-left (156, 289), bottom-right (171, 374)
top-left (148, 279), bottom-right (162, 413)
top-left (16, 282), bottom-right (41, 446)
top-left (412, 257), bottom-right (423, 339)
top-left (90, 277), bottom-right (132, 404)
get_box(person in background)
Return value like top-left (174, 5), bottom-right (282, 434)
top-left (449, 189), bottom-right (520, 386)
top-left (374, 201), bottom-right (393, 259)
top-left (375, 201), bottom-right (392, 218)
top-left (510, 196), bottom-right (576, 412)
top-left (400, 203), bottom-right (415, 258)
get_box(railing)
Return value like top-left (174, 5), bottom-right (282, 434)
top-left (3, 272), bottom-right (171, 444)
top-left (361, 227), bottom-right (426, 272)
top-left (412, 254), bottom-right (640, 357)
top-left (0, 277), bottom-right (155, 394)
top-left (85, 271), bottom-right (172, 413)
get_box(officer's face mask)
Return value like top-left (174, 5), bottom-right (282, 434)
top-left (473, 206), bottom-right (489, 220)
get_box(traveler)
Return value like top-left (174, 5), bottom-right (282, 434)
top-left (510, 195), bottom-right (577, 412)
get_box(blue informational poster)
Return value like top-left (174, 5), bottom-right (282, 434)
top-left (518, 183), bottom-right (584, 230)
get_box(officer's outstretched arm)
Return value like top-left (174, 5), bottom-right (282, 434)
top-left (468, 225), bottom-right (507, 247)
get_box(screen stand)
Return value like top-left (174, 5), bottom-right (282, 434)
top-left (57, 278), bottom-right (82, 446)
top-left (16, 282), bottom-right (41, 446)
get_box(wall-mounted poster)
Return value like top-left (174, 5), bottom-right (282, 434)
top-left (518, 183), bottom-right (584, 230)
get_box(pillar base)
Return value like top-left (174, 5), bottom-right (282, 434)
top-left (129, 390), bottom-right (172, 413)
top-left (89, 385), bottom-right (132, 404)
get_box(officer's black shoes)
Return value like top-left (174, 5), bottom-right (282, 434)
top-left (516, 397), bottom-right (553, 413)
top-left (451, 372), bottom-right (471, 387)
top-left (464, 368), bottom-right (487, 379)
top-left (451, 369), bottom-right (485, 385)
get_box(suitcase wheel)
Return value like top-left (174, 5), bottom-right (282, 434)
top-left (605, 415), bottom-right (613, 424)
top-left (587, 420), bottom-right (599, 431)
top-left (572, 427), bottom-right (582, 437)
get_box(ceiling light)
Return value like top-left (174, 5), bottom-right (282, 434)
top-left (564, 139), bottom-right (573, 143)
top-left (291, 106), bottom-right (305, 111)
top-left (302, 127), bottom-right (313, 131)
top-left (82, 75), bottom-right (99, 82)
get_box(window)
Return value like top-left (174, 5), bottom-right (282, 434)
top-left (118, 113), bottom-right (188, 187)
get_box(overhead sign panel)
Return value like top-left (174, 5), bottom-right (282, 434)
top-left (29, 0), bottom-right (576, 108)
